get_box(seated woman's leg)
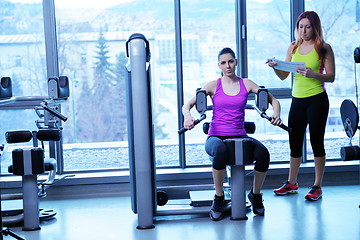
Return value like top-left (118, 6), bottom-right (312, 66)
top-left (250, 137), bottom-right (270, 194)
top-left (247, 137), bottom-right (269, 216)
top-left (205, 136), bottom-right (228, 196)
top-left (205, 136), bottom-right (228, 221)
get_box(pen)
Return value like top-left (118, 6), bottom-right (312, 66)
top-left (265, 57), bottom-right (275, 64)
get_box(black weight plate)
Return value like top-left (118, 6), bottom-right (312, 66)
top-left (340, 99), bottom-right (359, 138)
top-left (156, 190), bottom-right (168, 206)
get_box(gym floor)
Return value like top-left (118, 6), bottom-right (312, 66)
top-left (1, 183), bottom-right (359, 240)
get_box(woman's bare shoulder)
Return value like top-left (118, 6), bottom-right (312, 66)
top-left (204, 79), bottom-right (218, 95)
top-left (243, 78), bottom-right (258, 92)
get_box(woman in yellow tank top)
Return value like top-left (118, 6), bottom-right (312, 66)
top-left (268, 11), bottom-right (335, 201)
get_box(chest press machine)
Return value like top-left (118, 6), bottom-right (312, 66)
top-left (179, 87), bottom-right (290, 219)
top-left (126, 33), bottom-right (290, 229)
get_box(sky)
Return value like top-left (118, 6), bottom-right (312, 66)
top-left (9, 0), bottom-right (135, 9)
top-left (10, 0), bottom-right (275, 8)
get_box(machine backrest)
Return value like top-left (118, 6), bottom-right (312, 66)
top-left (48, 76), bottom-right (69, 99)
top-left (0, 77), bottom-right (12, 99)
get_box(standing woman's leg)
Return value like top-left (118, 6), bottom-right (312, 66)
top-left (289, 157), bottom-right (302, 184)
top-left (274, 97), bottom-right (307, 195)
top-left (313, 156), bottom-right (326, 186)
top-left (308, 92), bottom-right (329, 187)
top-left (288, 97), bottom-right (308, 184)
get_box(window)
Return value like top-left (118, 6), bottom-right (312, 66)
top-left (54, 0), bottom-right (176, 170)
top-left (0, 0), bottom-right (46, 174)
top-left (181, 1), bottom-right (237, 166)
top-left (305, 0), bottom-right (359, 160)
top-left (246, 0), bottom-right (292, 162)
top-left (0, 1), bottom-right (46, 97)
top-left (1, 1), bottom-right (354, 175)
top-left (14, 55), bottom-right (22, 67)
top-left (247, 0), bottom-right (291, 89)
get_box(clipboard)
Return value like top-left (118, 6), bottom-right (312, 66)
top-left (272, 58), bottom-right (305, 73)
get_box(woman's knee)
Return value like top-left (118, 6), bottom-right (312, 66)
top-left (212, 161), bottom-right (226, 170)
top-left (205, 137), bottom-right (227, 156)
top-left (205, 137), bottom-right (228, 170)
top-left (213, 143), bottom-right (227, 156)
top-left (309, 134), bottom-right (325, 157)
top-left (312, 144), bottom-right (326, 157)
top-left (252, 142), bottom-right (270, 172)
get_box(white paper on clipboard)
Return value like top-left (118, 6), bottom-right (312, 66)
top-left (272, 58), bottom-right (306, 73)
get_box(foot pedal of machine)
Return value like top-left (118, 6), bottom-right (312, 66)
top-left (189, 189), bottom-right (231, 207)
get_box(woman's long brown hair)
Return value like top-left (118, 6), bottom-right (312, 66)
top-left (292, 11), bottom-right (325, 61)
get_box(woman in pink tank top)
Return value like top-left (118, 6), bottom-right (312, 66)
top-left (182, 47), bottom-right (283, 220)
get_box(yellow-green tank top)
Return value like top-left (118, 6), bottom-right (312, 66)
top-left (291, 47), bottom-right (324, 98)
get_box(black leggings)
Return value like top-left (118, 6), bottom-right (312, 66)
top-left (288, 91), bottom-right (329, 158)
top-left (205, 135), bottom-right (270, 172)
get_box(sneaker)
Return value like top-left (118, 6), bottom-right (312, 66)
top-left (209, 194), bottom-right (224, 221)
top-left (305, 185), bottom-right (322, 201)
top-left (248, 189), bottom-right (265, 216)
top-left (273, 181), bottom-right (299, 195)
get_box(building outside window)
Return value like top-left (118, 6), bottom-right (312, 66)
top-left (0, 0), bottom-right (47, 173)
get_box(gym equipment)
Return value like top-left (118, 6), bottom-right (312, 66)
top-left (354, 46), bottom-right (360, 63)
top-left (0, 214), bottom-right (24, 240)
top-left (126, 33), bottom-right (155, 229)
top-left (0, 76), bottom-right (69, 236)
top-left (340, 48), bottom-right (360, 208)
top-left (0, 76), bottom-right (69, 110)
top-left (340, 46), bottom-right (360, 160)
top-left (178, 87), bottom-right (290, 134)
top-left (0, 77), bottom-right (12, 99)
top-left (340, 99), bottom-right (360, 160)
top-left (0, 76), bottom-right (69, 173)
top-left (340, 99), bottom-right (358, 140)
top-left (127, 34), bottom-right (223, 229)
top-left (178, 89), bottom-right (207, 135)
top-left (5, 130), bottom-right (61, 231)
top-left (126, 33), bottom-right (290, 229)
top-left (48, 76), bottom-right (70, 100)
top-left (224, 138), bottom-right (251, 220)
top-left (185, 86), bottom-right (290, 220)
top-left (179, 88), bottom-right (255, 220)
top-left (253, 88), bottom-right (291, 132)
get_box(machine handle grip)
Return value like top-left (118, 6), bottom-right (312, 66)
top-left (178, 115), bottom-right (206, 135)
top-left (178, 127), bottom-right (187, 135)
top-left (40, 102), bottom-right (68, 122)
top-left (260, 112), bottom-right (291, 132)
top-left (277, 123), bottom-right (291, 132)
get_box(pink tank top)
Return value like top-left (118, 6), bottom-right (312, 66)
top-left (208, 77), bottom-right (248, 136)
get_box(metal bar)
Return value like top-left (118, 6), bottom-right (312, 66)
top-left (290, 0), bottom-right (305, 42)
top-left (291, 0), bottom-right (306, 162)
top-left (235, 0), bottom-right (248, 78)
top-left (175, 0), bottom-right (186, 168)
top-left (42, 0), bottom-right (59, 78)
